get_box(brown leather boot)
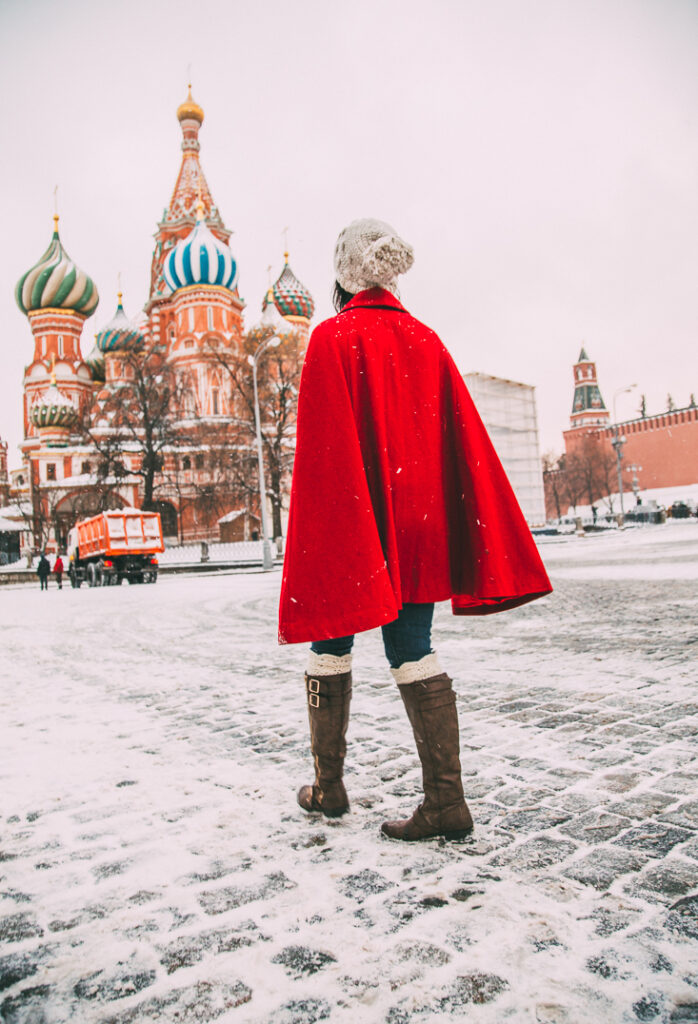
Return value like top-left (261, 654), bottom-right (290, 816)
top-left (297, 669), bottom-right (352, 818)
top-left (381, 673), bottom-right (474, 840)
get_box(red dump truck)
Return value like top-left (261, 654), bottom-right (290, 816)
top-left (67, 509), bottom-right (164, 587)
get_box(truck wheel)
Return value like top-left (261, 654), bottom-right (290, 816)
top-left (88, 563), bottom-right (97, 588)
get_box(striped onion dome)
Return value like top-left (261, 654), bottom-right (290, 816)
top-left (271, 254), bottom-right (314, 321)
top-left (16, 217), bottom-right (99, 317)
top-left (95, 295), bottom-right (146, 353)
top-left (30, 378), bottom-right (79, 431)
top-left (85, 340), bottom-right (106, 381)
top-left (164, 209), bottom-right (238, 293)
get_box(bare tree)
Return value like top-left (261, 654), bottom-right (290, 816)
top-left (542, 451), bottom-right (565, 521)
top-left (205, 325), bottom-right (305, 538)
top-left (564, 434), bottom-right (617, 514)
top-left (85, 341), bottom-right (189, 511)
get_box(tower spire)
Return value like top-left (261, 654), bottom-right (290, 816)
top-left (147, 87), bottom-right (231, 302)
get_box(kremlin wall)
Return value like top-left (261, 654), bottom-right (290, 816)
top-left (563, 348), bottom-right (698, 493)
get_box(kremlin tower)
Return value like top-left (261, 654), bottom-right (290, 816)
top-left (569, 347), bottom-right (610, 429)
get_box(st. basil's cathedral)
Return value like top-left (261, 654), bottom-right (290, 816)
top-left (7, 88), bottom-right (315, 554)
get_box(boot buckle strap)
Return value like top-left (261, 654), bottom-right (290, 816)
top-left (308, 677), bottom-right (321, 708)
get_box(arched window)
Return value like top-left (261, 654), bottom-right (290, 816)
top-left (212, 388), bottom-right (219, 415)
top-left (207, 306), bottom-right (214, 330)
top-left (182, 456), bottom-right (191, 470)
top-left (152, 501), bottom-right (178, 537)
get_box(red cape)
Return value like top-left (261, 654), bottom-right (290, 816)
top-left (278, 289), bottom-right (552, 644)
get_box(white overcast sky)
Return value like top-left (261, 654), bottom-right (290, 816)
top-left (1, 0), bottom-right (696, 466)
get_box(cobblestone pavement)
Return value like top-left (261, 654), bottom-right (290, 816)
top-left (1, 524), bottom-right (697, 1023)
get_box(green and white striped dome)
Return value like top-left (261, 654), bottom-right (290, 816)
top-left (85, 340), bottom-right (106, 382)
top-left (16, 217), bottom-right (99, 317)
top-left (30, 380), bottom-right (79, 432)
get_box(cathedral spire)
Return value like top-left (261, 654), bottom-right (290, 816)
top-left (148, 87), bottom-right (231, 303)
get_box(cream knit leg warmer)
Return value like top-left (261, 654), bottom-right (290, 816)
top-left (390, 652), bottom-right (443, 685)
top-left (307, 651), bottom-right (353, 676)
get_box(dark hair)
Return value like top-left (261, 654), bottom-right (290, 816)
top-left (333, 281), bottom-right (355, 312)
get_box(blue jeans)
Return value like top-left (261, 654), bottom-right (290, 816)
top-left (311, 602), bottom-right (434, 669)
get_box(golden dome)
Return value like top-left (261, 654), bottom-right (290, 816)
top-left (177, 85), bottom-right (204, 125)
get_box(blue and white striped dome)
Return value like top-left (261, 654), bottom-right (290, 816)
top-left (164, 217), bottom-right (238, 293)
top-left (96, 296), bottom-right (146, 353)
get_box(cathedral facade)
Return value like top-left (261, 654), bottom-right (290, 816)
top-left (8, 89), bottom-right (314, 555)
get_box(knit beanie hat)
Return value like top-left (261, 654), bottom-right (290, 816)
top-left (334, 218), bottom-right (414, 296)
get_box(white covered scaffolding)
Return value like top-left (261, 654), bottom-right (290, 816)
top-left (464, 372), bottom-right (546, 526)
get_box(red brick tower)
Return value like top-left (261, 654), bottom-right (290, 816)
top-left (569, 347), bottom-right (610, 430)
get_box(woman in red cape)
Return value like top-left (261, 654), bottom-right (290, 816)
top-left (279, 219), bottom-right (552, 840)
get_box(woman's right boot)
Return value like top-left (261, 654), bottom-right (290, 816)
top-left (297, 653), bottom-right (352, 818)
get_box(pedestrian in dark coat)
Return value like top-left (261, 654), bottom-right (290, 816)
top-left (280, 218), bottom-right (552, 841)
top-left (36, 553), bottom-right (50, 591)
top-left (53, 555), bottom-right (64, 590)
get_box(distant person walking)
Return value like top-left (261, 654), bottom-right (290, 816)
top-left (279, 218), bottom-right (552, 841)
top-left (53, 555), bottom-right (64, 590)
top-left (36, 553), bottom-right (50, 591)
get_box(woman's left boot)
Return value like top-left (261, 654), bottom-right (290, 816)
top-left (297, 653), bottom-right (352, 818)
top-left (381, 654), bottom-right (474, 841)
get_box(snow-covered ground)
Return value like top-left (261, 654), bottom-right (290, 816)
top-left (0, 523), bottom-right (696, 1023)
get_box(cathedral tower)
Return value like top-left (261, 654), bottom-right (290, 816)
top-left (15, 216), bottom-right (99, 452)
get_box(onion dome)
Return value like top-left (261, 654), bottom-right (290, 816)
top-left (85, 338), bottom-right (106, 382)
top-left (96, 295), bottom-right (146, 353)
top-left (177, 85), bottom-right (204, 125)
top-left (271, 254), bottom-right (314, 321)
top-left (30, 376), bottom-right (79, 432)
top-left (260, 288), bottom-right (292, 335)
top-left (164, 206), bottom-right (238, 292)
top-left (16, 216), bottom-right (99, 317)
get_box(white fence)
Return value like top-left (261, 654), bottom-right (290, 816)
top-left (159, 539), bottom-right (279, 566)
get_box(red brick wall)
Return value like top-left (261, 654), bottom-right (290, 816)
top-left (564, 407), bottom-right (698, 490)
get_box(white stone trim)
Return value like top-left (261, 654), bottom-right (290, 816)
top-left (390, 653), bottom-right (442, 685)
top-left (307, 651), bottom-right (353, 676)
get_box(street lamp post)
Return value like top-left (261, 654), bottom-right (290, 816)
top-left (249, 335), bottom-right (281, 571)
top-left (626, 464), bottom-right (643, 504)
top-left (611, 432), bottom-right (626, 518)
top-left (611, 384), bottom-right (637, 523)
